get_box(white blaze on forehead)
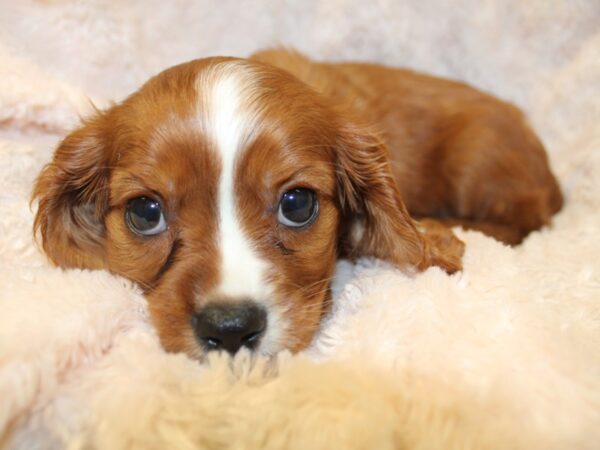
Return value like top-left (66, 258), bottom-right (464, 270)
top-left (199, 62), bottom-right (271, 301)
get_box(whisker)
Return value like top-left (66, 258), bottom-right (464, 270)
top-left (285, 274), bottom-right (336, 293)
top-left (126, 275), bottom-right (155, 292)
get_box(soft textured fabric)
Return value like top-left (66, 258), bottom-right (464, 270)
top-left (0, 1), bottom-right (599, 448)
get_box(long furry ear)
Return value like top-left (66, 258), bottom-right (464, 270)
top-left (335, 121), bottom-right (464, 273)
top-left (31, 116), bottom-right (111, 269)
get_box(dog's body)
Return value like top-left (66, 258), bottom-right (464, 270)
top-left (32, 49), bottom-right (562, 358)
top-left (252, 50), bottom-right (563, 245)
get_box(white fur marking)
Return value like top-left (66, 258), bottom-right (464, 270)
top-left (211, 69), bottom-right (267, 299)
top-left (200, 63), bottom-right (284, 353)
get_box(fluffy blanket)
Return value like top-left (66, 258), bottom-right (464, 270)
top-left (1, 1), bottom-right (599, 448)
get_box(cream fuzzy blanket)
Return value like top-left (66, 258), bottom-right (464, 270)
top-left (1, 1), bottom-right (599, 448)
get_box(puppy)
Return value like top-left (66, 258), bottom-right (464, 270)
top-left (32, 49), bottom-right (562, 358)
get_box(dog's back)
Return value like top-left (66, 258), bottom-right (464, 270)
top-left (252, 49), bottom-right (563, 244)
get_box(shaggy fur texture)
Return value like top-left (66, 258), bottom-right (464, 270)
top-left (0, 0), bottom-right (599, 448)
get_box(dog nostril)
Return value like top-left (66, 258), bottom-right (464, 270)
top-left (241, 331), bottom-right (262, 346)
top-left (193, 302), bottom-right (267, 355)
top-left (201, 336), bottom-right (223, 350)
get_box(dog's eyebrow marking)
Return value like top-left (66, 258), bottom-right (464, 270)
top-left (199, 63), bottom-right (271, 301)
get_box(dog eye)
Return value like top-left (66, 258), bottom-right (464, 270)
top-left (125, 197), bottom-right (167, 236)
top-left (278, 188), bottom-right (318, 227)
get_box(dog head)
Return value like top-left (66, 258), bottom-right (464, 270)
top-left (32, 57), bottom-right (462, 358)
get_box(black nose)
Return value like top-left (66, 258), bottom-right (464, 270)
top-left (192, 302), bottom-right (267, 355)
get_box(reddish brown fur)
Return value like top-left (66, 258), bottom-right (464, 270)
top-left (253, 49), bottom-right (563, 245)
top-left (32, 49), bottom-right (561, 357)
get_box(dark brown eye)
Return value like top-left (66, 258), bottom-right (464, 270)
top-left (277, 188), bottom-right (318, 227)
top-left (125, 197), bottom-right (167, 236)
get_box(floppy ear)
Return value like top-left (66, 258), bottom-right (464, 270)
top-left (32, 116), bottom-right (111, 269)
top-left (335, 122), bottom-right (464, 273)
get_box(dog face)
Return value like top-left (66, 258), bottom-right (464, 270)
top-left (33, 57), bottom-right (462, 358)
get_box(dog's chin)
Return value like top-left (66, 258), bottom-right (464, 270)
top-left (182, 338), bottom-right (286, 362)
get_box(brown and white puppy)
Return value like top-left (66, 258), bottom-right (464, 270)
top-left (31, 49), bottom-right (561, 358)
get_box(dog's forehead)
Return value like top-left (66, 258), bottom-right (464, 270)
top-left (110, 61), bottom-right (255, 192)
top-left (196, 61), bottom-right (263, 171)
top-left (124, 59), bottom-right (335, 188)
